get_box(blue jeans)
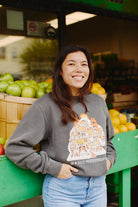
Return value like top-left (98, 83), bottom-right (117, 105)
top-left (42, 174), bottom-right (107, 207)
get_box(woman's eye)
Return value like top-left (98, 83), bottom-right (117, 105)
top-left (82, 63), bottom-right (88, 66)
top-left (68, 63), bottom-right (74, 66)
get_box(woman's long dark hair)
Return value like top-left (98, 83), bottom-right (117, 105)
top-left (52, 45), bottom-right (94, 124)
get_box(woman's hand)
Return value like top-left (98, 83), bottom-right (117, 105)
top-left (107, 159), bottom-right (112, 172)
top-left (57, 163), bottom-right (78, 179)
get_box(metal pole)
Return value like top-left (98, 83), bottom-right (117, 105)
top-left (57, 10), bottom-right (67, 50)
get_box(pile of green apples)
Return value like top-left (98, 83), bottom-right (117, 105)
top-left (0, 73), bottom-right (52, 98)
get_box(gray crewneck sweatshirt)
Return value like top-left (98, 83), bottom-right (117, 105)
top-left (5, 93), bottom-right (117, 177)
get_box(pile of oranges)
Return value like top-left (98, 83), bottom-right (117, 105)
top-left (109, 109), bottom-right (136, 134)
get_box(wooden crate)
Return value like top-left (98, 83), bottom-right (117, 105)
top-left (0, 93), bottom-right (37, 139)
top-left (112, 92), bottom-right (138, 102)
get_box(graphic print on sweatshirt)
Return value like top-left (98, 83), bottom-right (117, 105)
top-left (67, 113), bottom-right (106, 162)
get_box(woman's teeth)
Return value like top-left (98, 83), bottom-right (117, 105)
top-left (72, 76), bottom-right (83, 80)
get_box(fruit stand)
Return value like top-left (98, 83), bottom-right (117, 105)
top-left (0, 130), bottom-right (137, 207)
top-left (0, 73), bottom-right (137, 207)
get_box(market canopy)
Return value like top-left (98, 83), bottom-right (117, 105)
top-left (0, 0), bottom-right (138, 20)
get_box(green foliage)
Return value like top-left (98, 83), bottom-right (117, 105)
top-left (20, 39), bottom-right (58, 81)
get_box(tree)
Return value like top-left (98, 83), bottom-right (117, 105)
top-left (20, 39), bottom-right (58, 81)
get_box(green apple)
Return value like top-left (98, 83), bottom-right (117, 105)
top-left (3, 139), bottom-right (9, 150)
top-left (21, 85), bottom-right (36, 98)
top-left (20, 80), bottom-right (29, 85)
top-left (15, 81), bottom-right (24, 90)
top-left (0, 81), bottom-right (9, 92)
top-left (0, 137), bottom-right (6, 145)
top-left (30, 83), bottom-right (39, 91)
top-left (6, 83), bottom-right (21, 96)
top-left (29, 80), bottom-right (37, 85)
top-left (0, 73), bottom-right (14, 82)
top-left (46, 83), bottom-right (52, 93)
top-left (36, 88), bottom-right (45, 98)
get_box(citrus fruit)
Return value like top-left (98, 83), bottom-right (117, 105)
top-left (97, 87), bottom-right (106, 95)
top-left (125, 122), bottom-right (136, 131)
top-left (118, 113), bottom-right (127, 125)
top-left (0, 73), bottom-right (14, 82)
top-left (93, 83), bottom-right (101, 88)
top-left (0, 81), bottom-right (9, 92)
top-left (45, 78), bottom-right (53, 83)
top-left (114, 127), bottom-right (119, 134)
top-left (109, 109), bottom-right (119, 117)
top-left (6, 83), bottom-right (21, 96)
top-left (21, 86), bottom-right (36, 98)
top-left (91, 85), bottom-right (99, 94)
top-left (110, 116), bottom-right (120, 127)
top-left (118, 125), bottom-right (128, 133)
top-left (91, 83), bottom-right (106, 95)
top-left (36, 88), bottom-right (45, 98)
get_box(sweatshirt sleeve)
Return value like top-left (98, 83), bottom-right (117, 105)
top-left (103, 100), bottom-right (117, 166)
top-left (5, 102), bottom-right (62, 177)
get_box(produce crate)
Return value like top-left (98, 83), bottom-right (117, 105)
top-left (112, 101), bottom-right (137, 108)
top-left (112, 92), bottom-right (138, 102)
top-left (0, 93), bottom-right (37, 139)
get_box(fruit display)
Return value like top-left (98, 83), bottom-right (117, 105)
top-left (91, 83), bottom-right (106, 95)
top-left (0, 137), bottom-right (8, 155)
top-left (109, 109), bottom-right (136, 134)
top-left (0, 73), bottom-right (52, 99)
top-left (90, 82), bottom-right (107, 100)
top-left (0, 74), bottom-right (107, 99)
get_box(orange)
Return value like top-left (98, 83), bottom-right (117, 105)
top-left (91, 86), bottom-right (99, 94)
top-left (114, 127), bottom-right (119, 134)
top-left (118, 125), bottom-right (128, 133)
top-left (45, 78), bottom-right (53, 83)
top-left (91, 83), bottom-right (106, 95)
top-left (110, 116), bottom-right (120, 127)
top-left (125, 122), bottom-right (136, 131)
top-left (109, 109), bottom-right (119, 117)
top-left (97, 87), bottom-right (106, 95)
top-left (118, 113), bottom-right (127, 125)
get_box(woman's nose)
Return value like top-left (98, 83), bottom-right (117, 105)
top-left (75, 64), bottom-right (82, 72)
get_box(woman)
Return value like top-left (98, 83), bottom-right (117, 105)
top-left (5, 45), bottom-right (117, 207)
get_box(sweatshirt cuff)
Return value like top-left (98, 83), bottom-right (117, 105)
top-left (46, 158), bottom-right (62, 177)
top-left (107, 155), bottom-right (116, 167)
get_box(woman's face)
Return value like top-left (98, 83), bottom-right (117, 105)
top-left (61, 51), bottom-right (90, 96)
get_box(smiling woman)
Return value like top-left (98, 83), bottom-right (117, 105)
top-left (60, 51), bottom-right (90, 96)
top-left (5, 45), bottom-right (116, 207)
top-left (52, 45), bottom-right (94, 124)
